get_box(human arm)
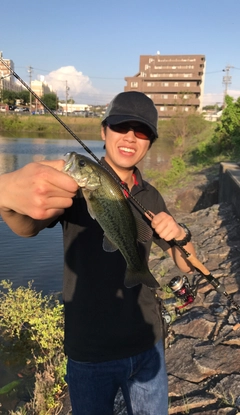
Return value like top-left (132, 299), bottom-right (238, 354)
top-left (0, 159), bottom-right (78, 237)
top-left (150, 211), bottom-right (196, 273)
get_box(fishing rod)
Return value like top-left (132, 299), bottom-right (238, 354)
top-left (174, 242), bottom-right (240, 313)
top-left (0, 58), bottom-right (150, 219)
top-left (1, 58), bottom-right (240, 313)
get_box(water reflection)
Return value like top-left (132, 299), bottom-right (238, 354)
top-left (0, 135), bottom-right (104, 175)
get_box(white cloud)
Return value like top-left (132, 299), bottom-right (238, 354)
top-left (44, 66), bottom-right (99, 103)
top-left (203, 89), bottom-right (240, 107)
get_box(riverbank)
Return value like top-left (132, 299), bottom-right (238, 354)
top-left (0, 113), bottom-right (102, 136)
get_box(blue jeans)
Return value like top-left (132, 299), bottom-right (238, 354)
top-left (65, 339), bottom-right (168, 415)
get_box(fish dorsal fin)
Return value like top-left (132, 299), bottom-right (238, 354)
top-left (102, 234), bottom-right (118, 252)
top-left (135, 216), bottom-right (153, 243)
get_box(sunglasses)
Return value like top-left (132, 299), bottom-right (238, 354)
top-left (107, 122), bottom-right (153, 140)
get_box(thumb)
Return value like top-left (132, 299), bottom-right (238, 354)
top-left (145, 210), bottom-right (155, 221)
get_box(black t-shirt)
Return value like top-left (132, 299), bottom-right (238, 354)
top-left (53, 159), bottom-right (172, 362)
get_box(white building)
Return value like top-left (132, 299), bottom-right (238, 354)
top-left (58, 103), bottom-right (90, 113)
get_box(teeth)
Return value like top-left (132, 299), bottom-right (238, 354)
top-left (120, 147), bottom-right (135, 153)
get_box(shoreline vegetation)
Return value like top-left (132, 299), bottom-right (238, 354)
top-left (0, 97), bottom-right (240, 413)
top-left (0, 113), bottom-right (102, 137)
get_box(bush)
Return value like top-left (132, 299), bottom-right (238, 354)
top-left (145, 156), bottom-right (187, 191)
top-left (0, 280), bottom-right (66, 414)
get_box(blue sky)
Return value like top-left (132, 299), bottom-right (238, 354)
top-left (1, 0), bottom-right (240, 106)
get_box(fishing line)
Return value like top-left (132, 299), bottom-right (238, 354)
top-left (1, 58), bottom-right (240, 313)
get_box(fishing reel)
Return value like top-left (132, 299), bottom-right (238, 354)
top-left (168, 275), bottom-right (196, 314)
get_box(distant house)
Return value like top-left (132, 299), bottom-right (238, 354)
top-left (202, 110), bottom-right (222, 121)
top-left (58, 103), bottom-right (90, 113)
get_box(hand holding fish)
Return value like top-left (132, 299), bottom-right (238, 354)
top-left (0, 160), bottom-right (78, 222)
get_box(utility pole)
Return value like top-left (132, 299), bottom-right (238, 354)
top-left (28, 66), bottom-right (33, 114)
top-left (65, 81), bottom-right (70, 116)
top-left (222, 65), bottom-right (234, 106)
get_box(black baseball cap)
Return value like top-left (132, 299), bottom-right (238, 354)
top-left (102, 91), bottom-right (158, 140)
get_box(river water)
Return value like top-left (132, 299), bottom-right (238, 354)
top-left (0, 133), bottom-right (172, 295)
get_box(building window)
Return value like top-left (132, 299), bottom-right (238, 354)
top-left (161, 82), bottom-right (169, 86)
top-left (147, 82), bottom-right (155, 86)
top-left (131, 82), bottom-right (138, 87)
top-left (161, 94), bottom-right (168, 99)
top-left (160, 107), bottom-right (165, 111)
top-left (173, 95), bottom-right (178, 99)
top-left (174, 82), bottom-right (178, 86)
top-left (184, 107), bottom-right (189, 112)
top-left (183, 82), bottom-right (191, 87)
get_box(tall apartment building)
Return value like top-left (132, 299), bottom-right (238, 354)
top-left (0, 52), bottom-right (23, 100)
top-left (31, 79), bottom-right (52, 97)
top-left (124, 53), bottom-right (206, 119)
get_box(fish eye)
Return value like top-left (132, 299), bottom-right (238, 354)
top-left (79, 160), bottom-right (86, 167)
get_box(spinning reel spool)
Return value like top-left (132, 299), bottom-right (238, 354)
top-left (168, 275), bottom-right (197, 313)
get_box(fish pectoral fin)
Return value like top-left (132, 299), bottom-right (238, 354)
top-left (85, 199), bottom-right (96, 220)
top-left (102, 235), bottom-right (118, 252)
top-left (124, 268), bottom-right (159, 289)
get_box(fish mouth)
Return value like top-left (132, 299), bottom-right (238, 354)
top-left (63, 152), bottom-right (89, 188)
top-left (63, 152), bottom-right (77, 173)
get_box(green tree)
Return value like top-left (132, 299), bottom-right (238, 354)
top-left (41, 92), bottom-right (58, 110)
top-left (213, 94), bottom-right (240, 150)
top-left (166, 112), bottom-right (208, 154)
top-left (2, 90), bottom-right (17, 105)
top-left (18, 90), bottom-right (30, 105)
top-left (1, 89), bottom-right (30, 105)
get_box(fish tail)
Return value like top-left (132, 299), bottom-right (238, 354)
top-left (124, 268), bottom-right (160, 289)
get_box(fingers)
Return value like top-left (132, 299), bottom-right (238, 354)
top-left (37, 160), bottom-right (79, 194)
top-left (38, 159), bottom-right (66, 170)
top-left (0, 160), bottom-right (78, 219)
top-left (150, 212), bottom-right (182, 241)
top-left (145, 210), bottom-right (155, 221)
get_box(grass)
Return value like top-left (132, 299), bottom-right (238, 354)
top-left (0, 113), bottom-right (102, 136)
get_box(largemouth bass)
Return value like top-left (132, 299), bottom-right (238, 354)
top-left (63, 152), bottom-right (159, 289)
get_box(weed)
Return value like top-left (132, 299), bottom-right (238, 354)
top-left (0, 280), bottom-right (66, 414)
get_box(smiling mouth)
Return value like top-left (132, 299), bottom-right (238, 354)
top-left (119, 147), bottom-right (135, 154)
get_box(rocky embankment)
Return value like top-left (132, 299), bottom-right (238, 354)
top-left (154, 202), bottom-right (240, 415)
